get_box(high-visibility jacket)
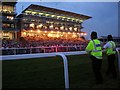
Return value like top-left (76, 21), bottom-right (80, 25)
top-left (86, 39), bottom-right (102, 59)
top-left (106, 41), bottom-right (116, 55)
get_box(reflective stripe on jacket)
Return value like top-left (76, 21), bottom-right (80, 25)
top-left (86, 39), bottom-right (102, 59)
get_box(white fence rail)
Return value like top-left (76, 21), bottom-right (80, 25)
top-left (116, 48), bottom-right (120, 73)
top-left (1, 48), bottom-right (120, 89)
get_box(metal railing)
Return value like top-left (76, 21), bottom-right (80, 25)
top-left (1, 45), bottom-right (86, 55)
top-left (1, 48), bottom-right (120, 90)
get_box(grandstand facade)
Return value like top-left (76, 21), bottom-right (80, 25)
top-left (17, 4), bottom-right (91, 40)
top-left (1, 1), bottom-right (18, 39)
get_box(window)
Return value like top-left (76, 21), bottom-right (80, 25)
top-left (7, 16), bottom-right (13, 20)
top-left (11, 24), bottom-right (15, 28)
top-left (3, 24), bottom-right (10, 28)
top-left (0, 5), bottom-right (2, 12)
top-left (30, 23), bottom-right (35, 28)
top-left (3, 5), bottom-right (14, 13)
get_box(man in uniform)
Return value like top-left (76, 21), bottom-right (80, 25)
top-left (103, 35), bottom-right (117, 79)
top-left (86, 31), bottom-right (103, 84)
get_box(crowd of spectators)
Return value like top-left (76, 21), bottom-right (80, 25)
top-left (1, 36), bottom-right (89, 55)
top-left (1, 36), bottom-right (88, 49)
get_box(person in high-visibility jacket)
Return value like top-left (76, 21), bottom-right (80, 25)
top-left (86, 31), bottom-right (103, 84)
top-left (103, 35), bottom-right (117, 79)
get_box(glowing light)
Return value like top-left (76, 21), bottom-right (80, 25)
top-left (30, 23), bottom-right (34, 28)
top-left (38, 24), bottom-right (43, 28)
top-left (37, 30), bottom-right (40, 33)
top-left (50, 25), bottom-right (54, 29)
top-left (51, 31), bottom-right (54, 33)
top-left (84, 33), bottom-right (87, 35)
top-left (72, 32), bottom-right (75, 34)
top-left (81, 33), bottom-right (84, 35)
top-left (69, 27), bottom-right (72, 31)
top-left (68, 32), bottom-right (70, 34)
top-left (60, 26), bottom-right (64, 30)
top-left (51, 15), bottom-right (55, 17)
top-left (23, 32), bottom-right (26, 34)
top-left (57, 31), bottom-right (60, 33)
top-left (30, 30), bottom-right (33, 32)
top-left (45, 31), bottom-right (47, 33)
top-left (74, 28), bottom-right (77, 31)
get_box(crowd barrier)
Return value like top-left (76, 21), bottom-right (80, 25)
top-left (0, 45), bottom-right (86, 55)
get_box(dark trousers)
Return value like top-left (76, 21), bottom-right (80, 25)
top-left (90, 55), bottom-right (103, 84)
top-left (106, 54), bottom-right (117, 78)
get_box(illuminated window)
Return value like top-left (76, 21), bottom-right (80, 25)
top-left (0, 5), bottom-right (2, 12)
top-left (30, 23), bottom-right (34, 28)
top-left (32, 12), bottom-right (37, 15)
top-left (74, 27), bottom-right (78, 31)
top-left (3, 24), bottom-right (10, 28)
top-left (49, 25), bottom-right (54, 29)
top-left (7, 16), bottom-right (13, 20)
top-left (44, 26), bottom-right (48, 29)
top-left (65, 27), bottom-right (68, 31)
top-left (37, 24), bottom-right (43, 28)
top-left (69, 27), bottom-right (72, 31)
top-left (60, 26), bottom-right (64, 30)
top-left (3, 5), bottom-right (14, 13)
top-left (55, 27), bottom-right (59, 30)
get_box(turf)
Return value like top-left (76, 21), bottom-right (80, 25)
top-left (2, 54), bottom-right (120, 89)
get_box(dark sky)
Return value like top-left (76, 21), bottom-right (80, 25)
top-left (16, 2), bottom-right (118, 39)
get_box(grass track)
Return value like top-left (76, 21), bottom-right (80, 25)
top-left (2, 54), bottom-right (120, 89)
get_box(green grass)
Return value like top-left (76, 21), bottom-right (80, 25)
top-left (2, 54), bottom-right (120, 89)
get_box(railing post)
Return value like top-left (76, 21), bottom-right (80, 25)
top-left (116, 48), bottom-right (120, 73)
top-left (55, 53), bottom-right (69, 90)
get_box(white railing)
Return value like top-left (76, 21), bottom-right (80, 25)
top-left (1, 48), bottom-right (120, 89)
top-left (116, 48), bottom-right (120, 73)
top-left (0, 45), bottom-right (85, 55)
top-left (0, 51), bottom-right (86, 90)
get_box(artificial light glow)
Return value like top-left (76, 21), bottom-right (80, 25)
top-left (39, 13), bottom-right (43, 15)
top-left (60, 26), bottom-right (64, 30)
top-left (80, 20), bottom-right (83, 22)
top-left (51, 31), bottom-right (54, 33)
top-left (38, 24), bottom-right (43, 28)
top-left (37, 30), bottom-right (40, 33)
top-left (30, 30), bottom-right (33, 32)
top-left (32, 12), bottom-right (37, 14)
top-left (69, 27), bottom-right (72, 31)
top-left (57, 16), bottom-right (61, 18)
top-left (74, 28), bottom-right (77, 31)
top-left (68, 32), bottom-right (70, 34)
top-left (57, 31), bottom-right (60, 33)
top-left (84, 33), bottom-right (87, 35)
top-left (45, 14), bottom-right (50, 16)
top-left (81, 33), bottom-right (84, 35)
top-left (51, 15), bottom-right (55, 17)
top-left (45, 31), bottom-right (47, 33)
top-left (50, 25), bottom-right (54, 28)
top-left (23, 32), bottom-right (26, 34)
top-left (30, 23), bottom-right (34, 28)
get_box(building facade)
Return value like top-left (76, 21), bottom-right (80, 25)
top-left (17, 4), bottom-right (91, 40)
top-left (1, 1), bottom-right (18, 40)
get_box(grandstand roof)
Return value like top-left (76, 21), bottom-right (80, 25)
top-left (22, 4), bottom-right (92, 20)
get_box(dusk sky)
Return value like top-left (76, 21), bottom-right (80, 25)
top-left (16, 1), bottom-right (118, 39)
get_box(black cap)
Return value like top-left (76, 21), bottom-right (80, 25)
top-left (91, 31), bottom-right (97, 39)
top-left (107, 35), bottom-right (113, 41)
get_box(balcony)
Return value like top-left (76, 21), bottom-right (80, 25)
top-left (2, 27), bottom-right (18, 31)
top-left (2, 11), bottom-right (17, 16)
top-left (2, 18), bottom-right (17, 23)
